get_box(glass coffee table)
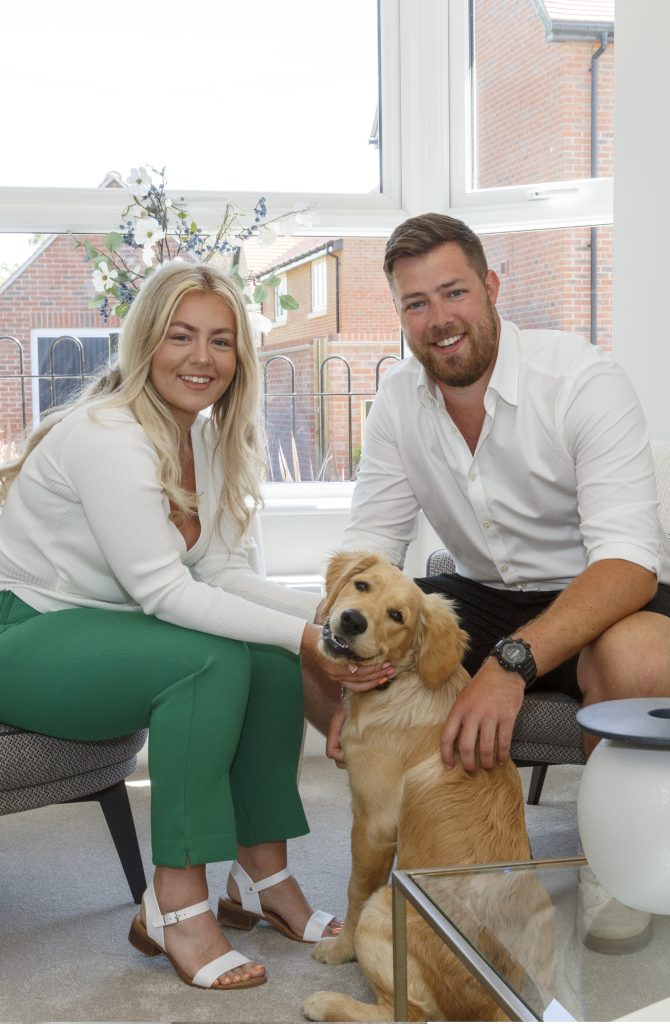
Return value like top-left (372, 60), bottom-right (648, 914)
top-left (392, 856), bottom-right (670, 1021)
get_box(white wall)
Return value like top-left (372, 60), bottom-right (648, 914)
top-left (259, 487), bottom-right (442, 584)
top-left (613, 0), bottom-right (670, 441)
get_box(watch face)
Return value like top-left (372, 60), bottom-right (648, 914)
top-left (502, 641), bottom-right (526, 665)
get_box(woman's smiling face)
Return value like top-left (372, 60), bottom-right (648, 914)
top-left (150, 290), bottom-right (238, 429)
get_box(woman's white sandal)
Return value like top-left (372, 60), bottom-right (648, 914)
top-left (217, 861), bottom-right (338, 943)
top-left (129, 880), bottom-right (266, 990)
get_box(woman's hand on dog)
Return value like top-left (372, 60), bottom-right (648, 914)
top-left (300, 623), bottom-right (395, 693)
top-left (440, 661), bottom-right (525, 772)
top-left (325, 703), bottom-right (348, 768)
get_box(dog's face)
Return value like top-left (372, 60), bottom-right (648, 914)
top-left (320, 551), bottom-right (468, 687)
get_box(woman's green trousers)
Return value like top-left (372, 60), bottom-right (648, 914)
top-left (0, 591), bottom-right (309, 867)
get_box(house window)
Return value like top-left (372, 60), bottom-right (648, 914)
top-left (274, 275), bottom-right (288, 323)
top-left (447, 0), bottom-right (614, 230)
top-left (31, 329), bottom-right (117, 424)
top-left (311, 259), bottom-right (327, 314)
top-left (470, 0), bottom-right (613, 191)
top-left (1, 0), bottom-right (379, 196)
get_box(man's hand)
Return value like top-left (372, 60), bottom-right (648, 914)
top-left (440, 659), bottom-right (525, 771)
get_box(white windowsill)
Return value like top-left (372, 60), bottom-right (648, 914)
top-left (262, 480), bottom-right (355, 513)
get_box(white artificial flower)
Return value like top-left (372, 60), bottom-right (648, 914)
top-left (133, 216), bottom-right (166, 247)
top-left (140, 246), bottom-right (156, 267)
top-left (293, 209), bottom-right (319, 228)
top-left (126, 166), bottom-right (153, 197)
top-left (92, 261), bottom-right (119, 293)
top-left (257, 224), bottom-right (280, 245)
top-left (247, 308), bottom-right (274, 336)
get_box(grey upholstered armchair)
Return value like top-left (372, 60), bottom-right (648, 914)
top-left (0, 723), bottom-right (147, 902)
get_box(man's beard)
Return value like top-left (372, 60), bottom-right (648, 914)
top-left (410, 303), bottom-right (499, 388)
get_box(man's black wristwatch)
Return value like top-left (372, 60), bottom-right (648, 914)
top-left (489, 637), bottom-right (537, 686)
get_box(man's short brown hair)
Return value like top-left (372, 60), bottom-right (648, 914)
top-left (383, 213), bottom-right (489, 283)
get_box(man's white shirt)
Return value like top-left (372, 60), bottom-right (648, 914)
top-left (343, 318), bottom-right (670, 589)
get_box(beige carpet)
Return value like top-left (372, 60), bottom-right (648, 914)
top-left (0, 759), bottom-right (583, 1023)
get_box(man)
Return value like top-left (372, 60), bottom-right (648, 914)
top-left (337, 212), bottom-right (670, 773)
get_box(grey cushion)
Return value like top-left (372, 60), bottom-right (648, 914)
top-left (511, 691), bottom-right (585, 765)
top-left (426, 549), bottom-right (457, 576)
top-left (0, 724), bottom-right (147, 814)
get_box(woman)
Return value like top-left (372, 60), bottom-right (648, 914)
top-left (0, 262), bottom-right (391, 991)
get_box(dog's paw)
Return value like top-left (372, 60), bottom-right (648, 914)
top-left (311, 932), bottom-right (357, 964)
top-left (302, 990), bottom-right (341, 1021)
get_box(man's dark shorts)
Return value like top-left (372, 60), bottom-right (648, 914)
top-left (414, 572), bottom-right (670, 699)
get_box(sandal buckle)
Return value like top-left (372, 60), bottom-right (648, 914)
top-left (162, 908), bottom-right (188, 925)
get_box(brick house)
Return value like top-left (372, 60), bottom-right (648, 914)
top-left (254, 236), bottom-right (400, 481)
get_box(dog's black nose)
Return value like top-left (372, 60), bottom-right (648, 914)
top-left (339, 608), bottom-right (368, 636)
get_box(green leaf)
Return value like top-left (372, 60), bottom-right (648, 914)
top-left (232, 272), bottom-right (246, 290)
top-left (105, 231), bottom-right (124, 253)
top-left (253, 285), bottom-right (268, 304)
top-left (242, 294), bottom-right (252, 304)
top-left (114, 302), bottom-right (130, 318)
top-left (279, 294), bottom-right (300, 311)
top-left (264, 276), bottom-right (282, 289)
top-left (88, 296), bottom-right (106, 309)
top-left (84, 240), bottom-right (98, 260)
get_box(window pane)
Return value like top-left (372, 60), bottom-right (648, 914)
top-left (3, 0), bottom-right (379, 194)
top-left (482, 225), bottom-right (613, 350)
top-left (0, 232), bottom-right (402, 479)
top-left (472, 0), bottom-right (614, 189)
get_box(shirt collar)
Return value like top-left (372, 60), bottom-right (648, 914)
top-left (415, 316), bottom-right (520, 407)
top-left (486, 317), bottom-right (519, 408)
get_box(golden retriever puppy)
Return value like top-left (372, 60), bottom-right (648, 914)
top-left (303, 551), bottom-right (555, 1023)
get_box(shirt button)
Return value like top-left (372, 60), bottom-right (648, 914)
top-left (469, 471), bottom-right (477, 481)
top-left (500, 564), bottom-right (509, 573)
top-left (482, 521), bottom-right (491, 529)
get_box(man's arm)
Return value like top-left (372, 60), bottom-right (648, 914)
top-left (341, 386), bottom-right (422, 566)
top-left (441, 557), bottom-right (658, 771)
top-left (443, 353), bottom-right (662, 772)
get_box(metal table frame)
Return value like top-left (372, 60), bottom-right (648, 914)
top-left (391, 855), bottom-right (587, 1022)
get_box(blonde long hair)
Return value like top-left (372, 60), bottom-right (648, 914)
top-left (0, 262), bottom-right (266, 541)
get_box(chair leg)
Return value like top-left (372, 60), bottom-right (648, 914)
top-left (95, 781), bottom-right (147, 904)
top-left (527, 764), bottom-right (548, 805)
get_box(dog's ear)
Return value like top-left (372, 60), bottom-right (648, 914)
top-left (416, 593), bottom-right (469, 688)
top-left (322, 550), bottom-right (380, 616)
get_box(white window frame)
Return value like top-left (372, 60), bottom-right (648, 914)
top-left (0, 1), bottom-right (448, 239)
top-left (0, 2), bottom-right (609, 238)
top-left (446, 0), bottom-right (613, 233)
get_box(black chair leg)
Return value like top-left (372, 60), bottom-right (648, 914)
top-left (95, 781), bottom-right (147, 903)
top-left (527, 764), bottom-right (548, 805)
